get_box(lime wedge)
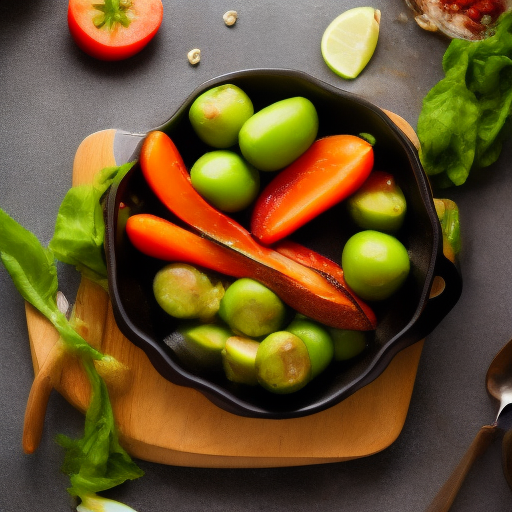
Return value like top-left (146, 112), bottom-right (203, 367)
top-left (321, 7), bottom-right (381, 79)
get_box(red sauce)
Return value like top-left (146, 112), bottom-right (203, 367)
top-left (441, 0), bottom-right (505, 24)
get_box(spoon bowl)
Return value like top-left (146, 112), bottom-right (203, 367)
top-left (486, 339), bottom-right (512, 423)
top-left (487, 339), bottom-right (512, 492)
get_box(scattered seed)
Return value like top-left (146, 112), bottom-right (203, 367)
top-left (188, 48), bottom-right (201, 65)
top-left (223, 10), bottom-right (238, 26)
top-left (56, 291), bottom-right (71, 317)
top-left (397, 12), bottom-right (408, 23)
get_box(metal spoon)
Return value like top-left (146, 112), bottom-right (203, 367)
top-left (488, 339), bottom-right (512, 491)
top-left (425, 336), bottom-right (512, 512)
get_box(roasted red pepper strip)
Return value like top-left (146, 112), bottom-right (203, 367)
top-left (273, 240), bottom-right (376, 326)
top-left (251, 135), bottom-right (374, 245)
top-left (137, 131), bottom-right (376, 330)
top-left (126, 214), bottom-right (376, 330)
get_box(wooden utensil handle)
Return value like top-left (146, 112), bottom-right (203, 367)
top-left (502, 428), bottom-right (512, 490)
top-left (424, 425), bottom-right (498, 512)
top-left (22, 340), bottom-right (64, 454)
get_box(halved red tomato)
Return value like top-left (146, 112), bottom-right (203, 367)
top-left (68, 0), bottom-right (164, 61)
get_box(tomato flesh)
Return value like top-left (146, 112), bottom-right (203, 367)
top-left (440, 0), bottom-right (505, 24)
top-left (68, 0), bottom-right (163, 61)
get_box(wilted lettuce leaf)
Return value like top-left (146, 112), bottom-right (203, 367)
top-left (57, 358), bottom-right (144, 497)
top-left (0, 160), bottom-right (143, 499)
top-left (434, 198), bottom-right (461, 262)
top-left (418, 12), bottom-right (512, 187)
top-left (49, 161), bottom-right (135, 289)
top-left (0, 209), bottom-right (105, 360)
top-left (0, 208), bottom-right (58, 318)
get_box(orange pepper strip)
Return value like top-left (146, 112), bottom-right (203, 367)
top-left (126, 214), bottom-right (251, 275)
top-left (126, 214), bottom-right (376, 331)
top-left (251, 135), bottom-right (374, 245)
top-left (138, 131), bottom-right (376, 330)
top-left (140, 131), bottom-right (265, 257)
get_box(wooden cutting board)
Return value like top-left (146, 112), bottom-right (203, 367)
top-left (24, 114), bottom-right (425, 468)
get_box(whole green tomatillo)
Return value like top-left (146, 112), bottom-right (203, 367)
top-left (342, 230), bottom-right (410, 301)
top-left (190, 151), bottom-right (260, 212)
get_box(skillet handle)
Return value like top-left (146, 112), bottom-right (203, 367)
top-left (413, 254), bottom-right (463, 341)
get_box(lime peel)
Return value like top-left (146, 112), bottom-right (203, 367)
top-left (321, 7), bottom-right (381, 80)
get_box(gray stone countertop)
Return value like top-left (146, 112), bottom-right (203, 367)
top-left (1, 1), bottom-right (511, 510)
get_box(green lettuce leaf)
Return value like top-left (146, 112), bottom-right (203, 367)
top-left (434, 198), bottom-right (461, 260)
top-left (0, 209), bottom-right (58, 319)
top-left (0, 159), bottom-right (143, 499)
top-left (418, 12), bottom-right (512, 187)
top-left (57, 358), bottom-right (144, 498)
top-left (49, 161), bottom-right (135, 289)
top-left (0, 208), bottom-right (104, 360)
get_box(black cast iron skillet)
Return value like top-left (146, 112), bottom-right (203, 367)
top-left (104, 69), bottom-right (462, 419)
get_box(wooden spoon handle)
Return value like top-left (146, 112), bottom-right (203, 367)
top-left (424, 424), bottom-right (498, 512)
top-left (502, 428), bottom-right (512, 490)
top-left (22, 371), bottom-right (55, 454)
top-left (22, 339), bottom-right (65, 454)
